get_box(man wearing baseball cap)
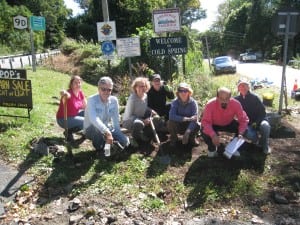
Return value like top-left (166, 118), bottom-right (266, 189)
top-left (235, 78), bottom-right (271, 154)
top-left (147, 74), bottom-right (174, 120)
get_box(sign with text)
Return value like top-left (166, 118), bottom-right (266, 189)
top-left (97, 21), bottom-right (117, 41)
top-left (30, 16), bottom-right (46, 31)
top-left (13, 15), bottom-right (28, 29)
top-left (150, 36), bottom-right (188, 55)
top-left (153, 8), bottom-right (181, 33)
top-left (0, 68), bottom-right (27, 79)
top-left (0, 79), bottom-right (32, 109)
top-left (116, 37), bottom-right (141, 57)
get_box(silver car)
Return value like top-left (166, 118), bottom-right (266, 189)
top-left (212, 56), bottom-right (237, 75)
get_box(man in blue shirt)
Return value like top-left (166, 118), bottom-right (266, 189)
top-left (84, 76), bottom-right (130, 153)
top-left (235, 79), bottom-right (271, 154)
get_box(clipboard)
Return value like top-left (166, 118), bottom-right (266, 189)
top-left (223, 137), bottom-right (245, 159)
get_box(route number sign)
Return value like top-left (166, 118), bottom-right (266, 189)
top-left (13, 15), bottom-right (28, 29)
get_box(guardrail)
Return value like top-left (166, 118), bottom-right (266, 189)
top-left (288, 60), bottom-right (300, 69)
top-left (0, 50), bottom-right (60, 69)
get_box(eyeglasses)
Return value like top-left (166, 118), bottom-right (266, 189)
top-left (100, 87), bottom-right (112, 92)
top-left (178, 89), bottom-right (189, 93)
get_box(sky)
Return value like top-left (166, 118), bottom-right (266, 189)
top-left (64, 0), bottom-right (84, 16)
top-left (191, 0), bottom-right (225, 32)
top-left (63, 0), bottom-right (225, 32)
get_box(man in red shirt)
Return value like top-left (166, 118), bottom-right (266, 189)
top-left (201, 87), bottom-right (249, 157)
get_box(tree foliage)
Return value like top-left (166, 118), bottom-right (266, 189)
top-left (204, 0), bottom-right (300, 59)
top-left (5, 0), bottom-right (70, 49)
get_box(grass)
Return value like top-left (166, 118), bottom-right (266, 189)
top-left (0, 67), bottom-right (299, 221)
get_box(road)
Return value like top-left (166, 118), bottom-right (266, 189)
top-left (236, 61), bottom-right (299, 92)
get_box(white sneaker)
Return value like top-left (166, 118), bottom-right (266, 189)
top-left (208, 150), bottom-right (218, 158)
top-left (233, 151), bottom-right (240, 157)
top-left (263, 147), bottom-right (272, 154)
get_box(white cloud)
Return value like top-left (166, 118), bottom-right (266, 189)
top-left (192, 0), bottom-right (225, 32)
top-left (64, 0), bottom-right (84, 16)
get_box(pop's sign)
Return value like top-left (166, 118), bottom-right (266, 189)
top-left (153, 8), bottom-right (181, 33)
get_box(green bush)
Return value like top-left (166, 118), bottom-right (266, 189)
top-left (74, 42), bottom-right (101, 62)
top-left (60, 38), bottom-right (80, 55)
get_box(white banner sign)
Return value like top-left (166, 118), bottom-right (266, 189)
top-left (153, 8), bottom-right (181, 33)
top-left (116, 37), bottom-right (141, 57)
top-left (97, 21), bottom-right (117, 41)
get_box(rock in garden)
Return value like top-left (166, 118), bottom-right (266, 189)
top-left (68, 198), bottom-right (82, 212)
top-left (69, 214), bottom-right (83, 224)
top-left (274, 192), bottom-right (289, 204)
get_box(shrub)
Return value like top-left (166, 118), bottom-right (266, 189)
top-left (60, 38), bottom-right (80, 55)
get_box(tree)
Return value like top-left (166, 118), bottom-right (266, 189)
top-left (7, 0), bottom-right (70, 49)
top-left (0, 0), bottom-right (32, 53)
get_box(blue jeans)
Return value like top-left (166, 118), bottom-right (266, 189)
top-left (245, 120), bottom-right (271, 151)
top-left (85, 125), bottom-right (130, 150)
top-left (57, 111), bottom-right (84, 131)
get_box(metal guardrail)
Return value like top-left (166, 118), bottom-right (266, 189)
top-left (288, 60), bottom-right (300, 69)
top-left (0, 50), bottom-right (60, 69)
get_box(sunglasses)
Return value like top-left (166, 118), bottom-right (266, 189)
top-left (100, 87), bottom-right (112, 92)
top-left (178, 89), bottom-right (189, 93)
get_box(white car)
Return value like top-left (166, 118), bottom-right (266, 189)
top-left (239, 52), bottom-right (257, 62)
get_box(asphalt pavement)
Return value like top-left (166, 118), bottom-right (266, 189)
top-left (0, 160), bottom-right (33, 215)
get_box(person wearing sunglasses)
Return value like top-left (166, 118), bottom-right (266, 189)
top-left (84, 76), bottom-right (130, 154)
top-left (167, 83), bottom-right (200, 147)
top-left (201, 87), bottom-right (251, 158)
top-left (122, 77), bottom-right (155, 143)
top-left (56, 75), bottom-right (87, 142)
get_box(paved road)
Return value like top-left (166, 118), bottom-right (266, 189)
top-left (236, 61), bottom-right (300, 92)
top-left (0, 160), bottom-right (33, 215)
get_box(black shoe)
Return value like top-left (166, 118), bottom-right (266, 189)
top-left (63, 131), bottom-right (74, 142)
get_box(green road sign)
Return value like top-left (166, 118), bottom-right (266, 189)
top-left (30, 16), bottom-right (45, 31)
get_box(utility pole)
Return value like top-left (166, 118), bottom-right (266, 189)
top-left (101, 0), bottom-right (111, 70)
top-left (102, 0), bottom-right (109, 21)
top-left (205, 36), bottom-right (211, 69)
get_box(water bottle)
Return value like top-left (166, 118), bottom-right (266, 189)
top-left (104, 143), bottom-right (111, 157)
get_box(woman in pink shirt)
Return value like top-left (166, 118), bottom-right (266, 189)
top-left (56, 75), bottom-right (87, 141)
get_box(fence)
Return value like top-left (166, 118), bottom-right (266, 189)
top-left (0, 50), bottom-right (60, 69)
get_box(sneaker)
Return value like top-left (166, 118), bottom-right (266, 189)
top-left (208, 150), bottom-right (218, 158)
top-left (233, 150), bottom-right (240, 157)
top-left (263, 147), bottom-right (272, 154)
top-left (182, 131), bottom-right (190, 145)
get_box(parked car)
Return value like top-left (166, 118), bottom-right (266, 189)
top-left (211, 56), bottom-right (236, 75)
top-left (239, 52), bottom-right (257, 62)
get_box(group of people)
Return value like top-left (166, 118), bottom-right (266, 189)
top-left (56, 74), bottom-right (271, 158)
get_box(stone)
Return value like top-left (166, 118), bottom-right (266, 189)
top-left (274, 193), bottom-right (289, 204)
top-left (69, 214), bottom-right (83, 224)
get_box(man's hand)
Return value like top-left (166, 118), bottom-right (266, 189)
top-left (105, 131), bottom-right (113, 144)
top-left (212, 134), bottom-right (220, 146)
top-left (238, 134), bottom-right (244, 139)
